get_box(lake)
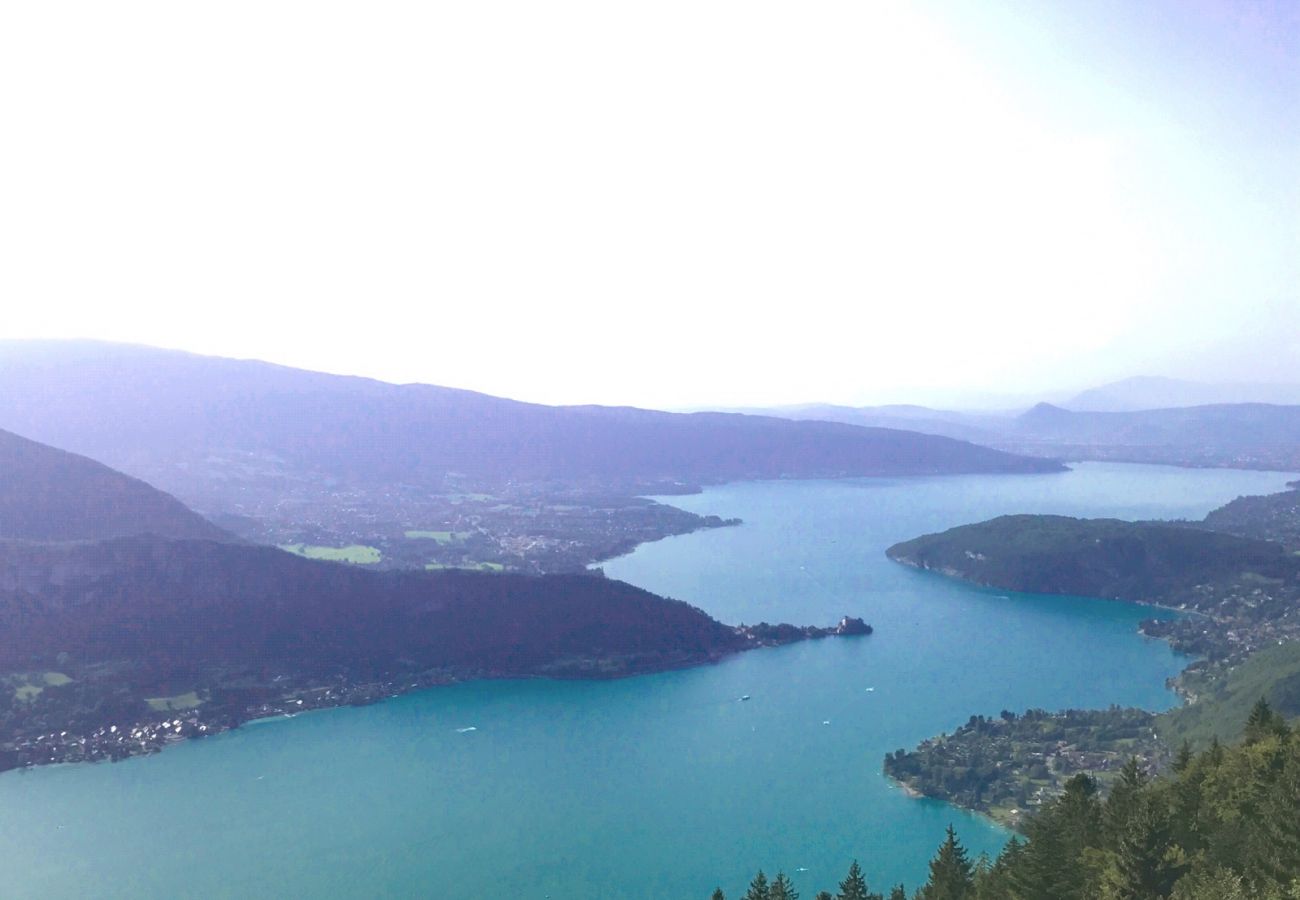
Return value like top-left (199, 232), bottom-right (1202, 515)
top-left (0, 463), bottom-right (1292, 898)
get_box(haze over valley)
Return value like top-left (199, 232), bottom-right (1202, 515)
top-left (2, 0), bottom-right (1298, 896)
top-left (2, 338), bottom-right (1300, 897)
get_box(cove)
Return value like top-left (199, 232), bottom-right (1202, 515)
top-left (0, 463), bottom-right (1293, 899)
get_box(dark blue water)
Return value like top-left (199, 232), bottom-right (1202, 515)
top-left (0, 463), bottom-right (1291, 899)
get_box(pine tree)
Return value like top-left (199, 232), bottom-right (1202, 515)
top-left (994, 834), bottom-right (1026, 891)
top-left (1246, 697), bottom-right (1277, 744)
top-left (922, 825), bottom-right (975, 900)
top-left (713, 889), bottom-right (727, 900)
top-left (888, 887), bottom-right (907, 900)
top-left (1103, 757), bottom-right (1149, 849)
top-left (1173, 741), bottom-right (1194, 773)
top-left (1015, 773), bottom-right (1103, 900)
top-left (1169, 751), bottom-right (1211, 857)
top-left (1167, 867), bottom-right (1253, 900)
top-left (1252, 743), bottom-right (1300, 889)
top-left (746, 871), bottom-right (771, 900)
top-left (974, 835), bottom-right (1024, 900)
top-left (1245, 697), bottom-right (1290, 745)
top-left (837, 860), bottom-right (871, 900)
top-left (815, 893), bottom-right (834, 900)
top-left (1106, 796), bottom-right (1185, 900)
top-left (771, 872), bottom-right (800, 900)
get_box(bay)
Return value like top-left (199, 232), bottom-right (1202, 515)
top-left (0, 463), bottom-right (1293, 898)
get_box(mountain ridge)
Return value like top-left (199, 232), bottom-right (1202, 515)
top-left (0, 341), bottom-right (1064, 513)
top-left (1066, 375), bottom-right (1300, 412)
top-left (0, 427), bottom-right (232, 543)
top-left (725, 396), bottom-right (1300, 471)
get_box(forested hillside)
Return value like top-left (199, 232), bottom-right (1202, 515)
top-left (887, 514), bottom-right (1300, 665)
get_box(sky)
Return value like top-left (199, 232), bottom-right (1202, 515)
top-left (1, 0), bottom-right (1296, 409)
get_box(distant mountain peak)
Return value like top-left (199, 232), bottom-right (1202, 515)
top-left (1066, 376), bottom-right (1300, 412)
top-left (1018, 402), bottom-right (1073, 421)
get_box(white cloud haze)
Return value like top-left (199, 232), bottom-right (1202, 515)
top-left (2, 0), bottom-right (1296, 408)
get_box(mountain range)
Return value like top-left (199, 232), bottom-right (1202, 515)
top-left (733, 394), bottom-right (1300, 471)
top-left (0, 341), bottom-right (1062, 515)
top-left (1065, 376), bottom-right (1300, 412)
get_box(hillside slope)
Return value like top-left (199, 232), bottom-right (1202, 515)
top-left (0, 536), bottom-right (743, 681)
top-left (0, 427), bottom-right (231, 542)
top-left (885, 514), bottom-right (1293, 601)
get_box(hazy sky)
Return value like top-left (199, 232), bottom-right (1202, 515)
top-left (2, 0), bottom-right (1296, 408)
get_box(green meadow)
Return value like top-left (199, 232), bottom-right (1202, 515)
top-left (404, 530), bottom-right (463, 543)
top-left (146, 692), bottom-right (204, 712)
top-left (425, 561), bottom-right (504, 572)
top-left (279, 544), bottom-right (382, 564)
top-left (9, 671), bottom-right (73, 702)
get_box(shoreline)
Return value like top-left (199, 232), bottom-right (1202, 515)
top-left (886, 772), bottom-right (1017, 831)
top-left (0, 624), bottom-right (870, 777)
top-left (876, 557), bottom-right (1281, 825)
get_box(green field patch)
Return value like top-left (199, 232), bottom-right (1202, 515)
top-left (280, 544), bottom-right (382, 564)
top-left (425, 561), bottom-right (505, 572)
top-left (405, 530), bottom-right (462, 543)
top-left (9, 671), bottom-right (74, 702)
top-left (146, 691), bottom-right (203, 712)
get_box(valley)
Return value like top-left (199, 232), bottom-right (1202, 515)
top-left (5, 460), bottom-right (1269, 898)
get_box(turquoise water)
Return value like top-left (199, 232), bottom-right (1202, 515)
top-left (0, 463), bottom-right (1293, 899)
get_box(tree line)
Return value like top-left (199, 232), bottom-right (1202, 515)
top-left (717, 699), bottom-right (1300, 899)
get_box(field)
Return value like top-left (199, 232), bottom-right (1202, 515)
top-left (8, 671), bottom-right (73, 702)
top-left (146, 691), bottom-right (204, 712)
top-left (404, 530), bottom-right (463, 543)
top-left (279, 544), bottom-right (382, 564)
top-left (426, 561), bottom-right (505, 572)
